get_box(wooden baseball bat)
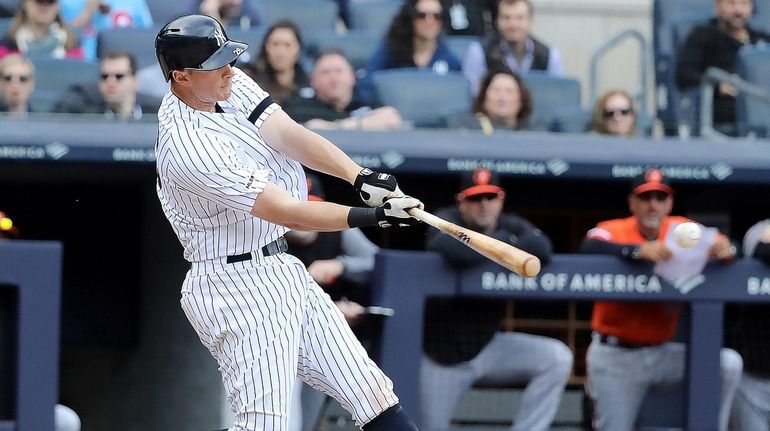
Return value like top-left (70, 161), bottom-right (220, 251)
top-left (408, 207), bottom-right (541, 277)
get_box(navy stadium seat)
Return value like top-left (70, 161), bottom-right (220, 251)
top-left (371, 69), bottom-right (471, 128)
top-left (227, 28), bottom-right (267, 65)
top-left (306, 30), bottom-right (380, 71)
top-left (548, 106), bottom-right (592, 134)
top-left (652, 0), bottom-right (713, 132)
top-left (348, 0), bottom-right (400, 35)
top-left (445, 35), bottom-right (480, 63)
top-left (522, 73), bottom-right (582, 130)
top-left (29, 59), bottom-right (99, 112)
top-left (753, 0), bottom-right (770, 33)
top-left (736, 45), bottom-right (770, 137)
top-left (0, 17), bottom-right (11, 36)
top-left (97, 27), bottom-right (160, 68)
top-left (0, 0), bottom-right (16, 14)
top-left (252, 0), bottom-right (338, 38)
top-left (145, 0), bottom-right (185, 24)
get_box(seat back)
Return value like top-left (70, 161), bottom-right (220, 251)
top-left (371, 69), bottom-right (471, 128)
top-left (736, 45), bottom-right (770, 137)
top-left (652, 0), bottom-right (713, 132)
top-left (29, 59), bottom-right (100, 112)
top-left (97, 27), bottom-right (160, 68)
top-left (145, 0), bottom-right (185, 24)
top-left (307, 30), bottom-right (380, 71)
top-left (752, 0), bottom-right (770, 33)
top-left (522, 73), bottom-right (582, 130)
top-left (444, 35), bottom-right (480, 63)
top-left (253, 0), bottom-right (338, 39)
top-left (348, 0), bottom-right (401, 35)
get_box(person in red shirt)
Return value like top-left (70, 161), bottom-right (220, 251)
top-left (579, 167), bottom-right (742, 431)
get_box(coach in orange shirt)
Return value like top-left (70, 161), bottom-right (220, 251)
top-left (579, 167), bottom-right (742, 431)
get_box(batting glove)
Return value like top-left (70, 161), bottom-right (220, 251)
top-left (354, 168), bottom-right (404, 207)
top-left (376, 196), bottom-right (424, 228)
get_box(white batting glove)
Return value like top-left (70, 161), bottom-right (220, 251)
top-left (375, 196), bottom-right (424, 227)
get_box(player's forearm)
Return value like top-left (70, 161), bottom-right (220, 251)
top-left (285, 122), bottom-right (361, 184)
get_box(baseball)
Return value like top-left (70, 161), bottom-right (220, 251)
top-left (673, 222), bottom-right (702, 248)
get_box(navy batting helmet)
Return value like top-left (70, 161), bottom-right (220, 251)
top-left (155, 15), bottom-right (248, 82)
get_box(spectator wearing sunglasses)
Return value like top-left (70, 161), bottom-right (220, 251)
top-left (53, 51), bottom-right (160, 120)
top-left (0, 53), bottom-right (35, 117)
top-left (357, 0), bottom-right (461, 104)
top-left (590, 90), bottom-right (637, 137)
top-left (0, 0), bottom-right (83, 60)
top-left (422, 167), bottom-right (571, 431)
top-left (580, 167), bottom-right (741, 431)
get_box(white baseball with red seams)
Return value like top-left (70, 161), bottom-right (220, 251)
top-left (673, 222), bottom-right (702, 248)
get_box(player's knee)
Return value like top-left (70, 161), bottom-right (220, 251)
top-left (363, 404), bottom-right (418, 431)
top-left (720, 348), bottom-right (743, 382)
top-left (549, 342), bottom-right (574, 377)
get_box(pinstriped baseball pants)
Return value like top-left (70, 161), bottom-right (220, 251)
top-left (180, 253), bottom-right (399, 431)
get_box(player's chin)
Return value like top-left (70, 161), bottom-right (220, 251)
top-left (219, 86), bottom-right (232, 100)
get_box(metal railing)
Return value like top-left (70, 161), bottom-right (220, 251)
top-left (699, 66), bottom-right (770, 139)
top-left (590, 29), bottom-right (650, 113)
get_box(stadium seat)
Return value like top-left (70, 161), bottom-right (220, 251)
top-left (371, 69), bottom-right (471, 128)
top-left (736, 45), bottom-right (770, 137)
top-left (753, 0), bottom-right (770, 33)
top-left (252, 0), bottom-right (338, 38)
top-left (145, 0), bottom-right (184, 25)
top-left (306, 30), bottom-right (380, 71)
top-left (227, 28), bottom-right (267, 65)
top-left (29, 59), bottom-right (99, 112)
top-left (522, 73), bottom-right (582, 130)
top-left (97, 27), bottom-right (160, 68)
top-left (348, 0), bottom-right (401, 35)
top-left (0, 0), bottom-right (16, 14)
top-left (652, 0), bottom-right (713, 133)
top-left (0, 17), bottom-right (11, 37)
top-left (445, 35), bottom-right (480, 63)
top-left (548, 106), bottom-right (592, 134)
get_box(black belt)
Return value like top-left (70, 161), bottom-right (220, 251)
top-left (226, 236), bottom-right (288, 263)
top-left (597, 333), bottom-right (660, 349)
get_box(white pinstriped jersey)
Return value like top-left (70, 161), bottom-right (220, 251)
top-left (155, 67), bottom-right (307, 262)
top-left (156, 66), bottom-right (398, 430)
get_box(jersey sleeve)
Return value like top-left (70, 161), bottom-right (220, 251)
top-left (163, 124), bottom-right (269, 213)
top-left (228, 67), bottom-right (281, 130)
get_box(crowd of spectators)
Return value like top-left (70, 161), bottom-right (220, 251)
top-left (2, 0), bottom-right (770, 429)
top-left (0, 0), bottom-right (767, 137)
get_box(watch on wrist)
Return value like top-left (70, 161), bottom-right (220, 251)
top-left (630, 246), bottom-right (642, 260)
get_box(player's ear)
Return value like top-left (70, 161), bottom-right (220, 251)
top-left (171, 70), bottom-right (190, 86)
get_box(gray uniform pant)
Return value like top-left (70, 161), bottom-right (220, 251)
top-left (731, 372), bottom-right (770, 431)
top-left (586, 336), bottom-right (743, 431)
top-left (420, 331), bottom-right (573, 431)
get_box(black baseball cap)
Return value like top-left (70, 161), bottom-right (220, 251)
top-left (630, 167), bottom-right (674, 196)
top-left (457, 167), bottom-right (504, 199)
top-left (306, 173), bottom-right (325, 202)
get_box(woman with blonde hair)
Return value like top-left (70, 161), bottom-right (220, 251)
top-left (591, 89), bottom-right (637, 136)
top-left (0, 0), bottom-right (83, 60)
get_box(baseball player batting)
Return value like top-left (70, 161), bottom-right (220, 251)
top-left (154, 15), bottom-right (422, 431)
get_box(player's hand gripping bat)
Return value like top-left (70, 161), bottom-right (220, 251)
top-left (408, 207), bottom-right (541, 277)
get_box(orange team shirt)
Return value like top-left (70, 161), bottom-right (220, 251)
top-left (587, 215), bottom-right (690, 345)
